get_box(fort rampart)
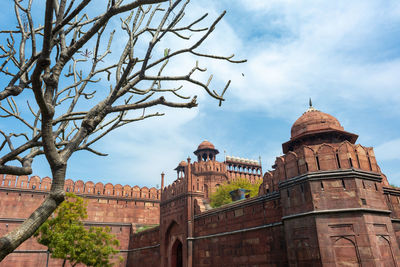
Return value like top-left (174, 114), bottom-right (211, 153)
top-left (0, 175), bottom-right (161, 267)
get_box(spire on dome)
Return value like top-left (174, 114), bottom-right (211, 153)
top-left (306, 97), bottom-right (316, 113)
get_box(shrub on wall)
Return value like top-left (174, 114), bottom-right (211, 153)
top-left (34, 193), bottom-right (121, 267)
top-left (210, 178), bottom-right (262, 208)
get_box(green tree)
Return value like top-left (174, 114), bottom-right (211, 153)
top-left (34, 193), bottom-right (120, 267)
top-left (210, 178), bottom-right (262, 208)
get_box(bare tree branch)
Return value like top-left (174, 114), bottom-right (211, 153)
top-left (0, 0), bottom-right (245, 260)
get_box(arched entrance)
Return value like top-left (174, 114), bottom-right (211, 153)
top-left (171, 239), bottom-right (183, 267)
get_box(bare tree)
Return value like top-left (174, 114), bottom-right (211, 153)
top-left (0, 0), bottom-right (245, 260)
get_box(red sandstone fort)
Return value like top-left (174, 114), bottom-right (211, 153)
top-left (1, 105), bottom-right (400, 266)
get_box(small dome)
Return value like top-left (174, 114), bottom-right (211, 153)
top-left (178, 160), bottom-right (188, 167)
top-left (291, 108), bottom-right (344, 139)
top-left (197, 140), bottom-right (215, 150)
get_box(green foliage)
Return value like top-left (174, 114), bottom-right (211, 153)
top-left (209, 178), bottom-right (262, 208)
top-left (135, 224), bottom-right (159, 233)
top-left (34, 193), bottom-right (121, 267)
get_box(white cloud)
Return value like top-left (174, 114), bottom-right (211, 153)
top-left (375, 138), bottom-right (400, 161)
top-left (207, 0), bottom-right (400, 119)
top-left (4, 0), bottom-right (400, 189)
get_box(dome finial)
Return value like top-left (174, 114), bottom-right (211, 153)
top-left (305, 98), bottom-right (316, 113)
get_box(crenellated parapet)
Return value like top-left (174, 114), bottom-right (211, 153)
top-left (262, 141), bottom-right (385, 194)
top-left (161, 176), bottom-right (188, 201)
top-left (0, 175), bottom-right (49, 190)
top-left (0, 175), bottom-right (160, 200)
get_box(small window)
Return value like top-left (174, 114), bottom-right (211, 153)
top-left (336, 154), bottom-right (341, 168)
top-left (32, 185), bottom-right (36, 189)
top-left (361, 198), bottom-right (367, 205)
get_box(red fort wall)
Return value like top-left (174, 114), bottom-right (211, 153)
top-left (127, 108), bottom-right (400, 267)
top-left (0, 175), bottom-right (160, 267)
top-left (2, 107), bottom-right (400, 267)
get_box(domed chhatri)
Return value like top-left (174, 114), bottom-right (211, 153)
top-left (291, 107), bottom-right (344, 139)
top-left (282, 101), bottom-right (358, 153)
top-left (194, 140), bottom-right (219, 162)
top-left (197, 140), bottom-right (216, 150)
top-left (178, 160), bottom-right (188, 167)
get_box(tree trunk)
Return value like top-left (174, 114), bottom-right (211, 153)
top-left (0, 165), bottom-right (66, 261)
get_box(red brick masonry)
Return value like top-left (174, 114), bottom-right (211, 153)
top-left (1, 107), bottom-right (400, 266)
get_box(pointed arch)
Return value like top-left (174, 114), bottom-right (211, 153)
top-left (332, 236), bottom-right (360, 266)
top-left (104, 183), bottom-right (114, 195)
top-left (258, 171), bottom-right (272, 195)
top-left (171, 238), bottom-right (183, 267)
top-left (377, 235), bottom-right (396, 266)
top-left (94, 182), bottom-right (104, 195)
top-left (285, 151), bottom-right (299, 179)
top-left (164, 220), bottom-right (184, 267)
top-left (85, 181), bottom-right (95, 194)
top-left (64, 178), bottom-right (74, 192)
top-left (114, 184), bottom-right (123, 196)
top-left (355, 145), bottom-right (370, 171)
top-left (366, 147), bottom-right (379, 172)
top-left (316, 144), bottom-right (337, 170)
top-left (74, 180), bottom-right (85, 193)
top-left (303, 146), bottom-right (317, 172)
top-left (140, 186), bottom-right (149, 198)
top-left (3, 175), bottom-right (17, 187)
top-left (338, 141), bottom-right (354, 169)
top-left (17, 175), bottom-right (29, 189)
top-left (275, 156), bottom-right (286, 181)
top-left (123, 185), bottom-right (132, 197)
top-left (41, 177), bottom-right (52, 191)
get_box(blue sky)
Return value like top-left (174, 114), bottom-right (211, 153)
top-left (1, 0), bottom-right (400, 188)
